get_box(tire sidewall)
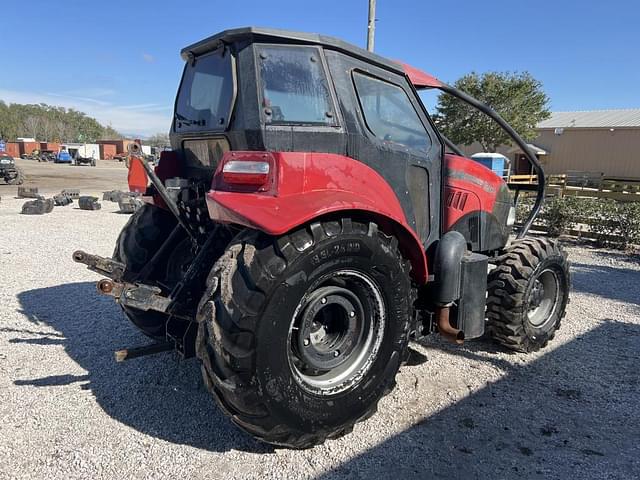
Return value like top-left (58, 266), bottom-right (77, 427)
top-left (254, 232), bottom-right (410, 431)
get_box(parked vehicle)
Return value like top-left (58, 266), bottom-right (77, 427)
top-left (20, 149), bottom-right (41, 161)
top-left (74, 152), bottom-right (97, 167)
top-left (39, 150), bottom-right (57, 162)
top-left (55, 150), bottom-right (72, 164)
top-left (0, 153), bottom-right (24, 184)
top-left (74, 28), bottom-right (570, 449)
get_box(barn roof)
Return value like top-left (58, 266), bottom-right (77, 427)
top-left (538, 109), bottom-right (640, 129)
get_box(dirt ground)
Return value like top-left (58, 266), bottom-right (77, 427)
top-left (0, 167), bottom-right (639, 479)
top-left (6, 158), bottom-right (129, 195)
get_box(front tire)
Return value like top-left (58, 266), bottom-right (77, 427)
top-left (486, 237), bottom-right (570, 352)
top-left (196, 219), bottom-right (413, 448)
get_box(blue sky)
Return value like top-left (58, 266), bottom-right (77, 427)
top-left (1, 0), bottom-right (638, 135)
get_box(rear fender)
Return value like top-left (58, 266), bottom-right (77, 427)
top-left (206, 152), bottom-right (428, 283)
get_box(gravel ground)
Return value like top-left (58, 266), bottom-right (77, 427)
top-left (0, 193), bottom-right (638, 480)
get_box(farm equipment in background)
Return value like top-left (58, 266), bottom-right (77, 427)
top-left (74, 152), bottom-right (97, 167)
top-left (74, 28), bottom-right (570, 449)
top-left (0, 153), bottom-right (24, 184)
top-left (20, 149), bottom-right (41, 161)
top-left (39, 150), bottom-right (57, 162)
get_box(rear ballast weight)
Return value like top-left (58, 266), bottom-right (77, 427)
top-left (74, 27), bottom-right (570, 449)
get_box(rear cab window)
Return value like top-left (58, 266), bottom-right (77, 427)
top-left (352, 72), bottom-right (431, 152)
top-left (174, 48), bottom-right (235, 132)
top-left (256, 45), bottom-right (337, 126)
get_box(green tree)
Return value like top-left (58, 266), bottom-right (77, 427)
top-left (0, 102), bottom-right (123, 142)
top-left (434, 71), bottom-right (551, 152)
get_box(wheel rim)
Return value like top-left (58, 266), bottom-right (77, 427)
top-left (527, 268), bottom-right (561, 328)
top-left (288, 269), bottom-right (385, 395)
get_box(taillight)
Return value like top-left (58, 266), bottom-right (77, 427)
top-left (223, 160), bottom-right (270, 185)
top-left (214, 152), bottom-right (276, 193)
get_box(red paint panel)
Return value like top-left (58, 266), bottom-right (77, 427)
top-left (443, 154), bottom-right (504, 231)
top-left (5, 143), bottom-right (20, 158)
top-left (207, 151), bottom-right (428, 282)
top-left (100, 144), bottom-right (117, 160)
top-left (128, 156), bottom-right (148, 194)
top-left (39, 142), bottom-right (60, 151)
top-left (398, 62), bottom-right (442, 89)
top-left (18, 142), bottom-right (40, 155)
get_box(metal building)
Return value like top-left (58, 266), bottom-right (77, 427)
top-left (462, 109), bottom-right (640, 180)
top-left (532, 109), bottom-right (640, 179)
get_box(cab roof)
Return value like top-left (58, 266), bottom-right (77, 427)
top-left (180, 27), bottom-right (442, 89)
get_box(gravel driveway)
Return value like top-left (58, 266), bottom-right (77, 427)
top-left (1, 194), bottom-right (638, 480)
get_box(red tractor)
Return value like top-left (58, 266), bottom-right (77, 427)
top-left (74, 28), bottom-right (570, 448)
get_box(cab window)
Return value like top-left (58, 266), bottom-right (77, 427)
top-left (353, 72), bottom-right (431, 152)
top-left (175, 49), bottom-right (234, 132)
top-left (257, 46), bottom-right (335, 125)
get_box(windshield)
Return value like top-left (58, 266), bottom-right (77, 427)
top-left (174, 49), bottom-right (234, 132)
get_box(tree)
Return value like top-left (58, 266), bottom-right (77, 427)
top-left (23, 115), bottom-right (40, 139)
top-left (434, 71), bottom-right (551, 152)
top-left (0, 102), bottom-right (123, 142)
top-left (145, 132), bottom-right (170, 148)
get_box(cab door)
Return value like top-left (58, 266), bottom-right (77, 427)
top-left (325, 50), bottom-right (442, 249)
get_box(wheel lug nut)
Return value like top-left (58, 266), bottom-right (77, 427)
top-left (321, 298), bottom-right (327, 304)
top-left (349, 311), bottom-right (355, 317)
top-left (334, 350), bottom-right (340, 357)
top-left (303, 338), bottom-right (310, 346)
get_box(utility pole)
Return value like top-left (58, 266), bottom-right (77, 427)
top-left (367, 0), bottom-right (376, 52)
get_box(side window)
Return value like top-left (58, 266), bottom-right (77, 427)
top-left (257, 46), bottom-right (335, 125)
top-left (353, 72), bottom-right (431, 152)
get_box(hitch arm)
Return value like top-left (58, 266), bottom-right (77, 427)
top-left (73, 250), bottom-right (173, 314)
top-left (72, 251), bottom-right (126, 281)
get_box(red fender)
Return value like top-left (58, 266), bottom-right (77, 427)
top-left (207, 151), bottom-right (428, 283)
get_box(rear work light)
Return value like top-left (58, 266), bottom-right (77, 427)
top-left (215, 152), bottom-right (277, 193)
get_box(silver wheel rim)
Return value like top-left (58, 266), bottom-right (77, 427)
top-left (527, 268), bottom-right (560, 328)
top-left (287, 269), bottom-right (385, 396)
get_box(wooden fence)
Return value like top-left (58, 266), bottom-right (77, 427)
top-left (508, 172), bottom-right (640, 202)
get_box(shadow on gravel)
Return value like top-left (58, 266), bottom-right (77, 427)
top-left (14, 281), bottom-right (272, 454)
top-left (571, 261), bottom-right (640, 306)
top-left (317, 320), bottom-right (640, 479)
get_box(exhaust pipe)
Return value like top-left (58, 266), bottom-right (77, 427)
top-left (436, 305), bottom-right (464, 344)
top-left (433, 231), bottom-right (467, 344)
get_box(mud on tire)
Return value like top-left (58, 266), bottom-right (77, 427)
top-left (196, 218), bottom-right (414, 448)
top-left (486, 237), bottom-right (570, 353)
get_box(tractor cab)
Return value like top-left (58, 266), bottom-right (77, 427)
top-left (166, 28), bottom-right (539, 257)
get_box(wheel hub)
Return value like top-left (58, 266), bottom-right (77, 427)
top-left (529, 280), bottom-right (545, 310)
top-left (296, 287), bottom-right (364, 371)
top-left (527, 268), bottom-right (560, 327)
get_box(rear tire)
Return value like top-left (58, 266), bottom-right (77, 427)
top-left (6, 167), bottom-right (24, 185)
top-left (486, 237), bottom-right (570, 352)
top-left (196, 219), bottom-right (413, 448)
top-left (113, 204), bottom-right (180, 339)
